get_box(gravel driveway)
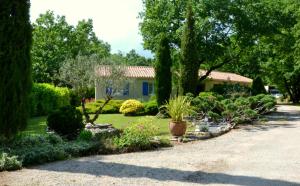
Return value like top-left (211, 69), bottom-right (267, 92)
top-left (1, 105), bottom-right (300, 186)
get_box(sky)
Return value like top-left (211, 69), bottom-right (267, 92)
top-left (30, 0), bottom-right (153, 58)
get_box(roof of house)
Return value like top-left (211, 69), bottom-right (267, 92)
top-left (96, 66), bottom-right (252, 84)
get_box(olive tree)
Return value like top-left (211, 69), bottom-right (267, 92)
top-left (59, 55), bottom-right (126, 124)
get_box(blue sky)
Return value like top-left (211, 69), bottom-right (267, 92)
top-left (30, 0), bottom-right (153, 58)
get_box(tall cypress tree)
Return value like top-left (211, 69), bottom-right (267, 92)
top-left (179, 3), bottom-right (199, 95)
top-left (0, 0), bottom-right (32, 139)
top-left (155, 34), bottom-right (172, 106)
top-left (251, 76), bottom-right (267, 95)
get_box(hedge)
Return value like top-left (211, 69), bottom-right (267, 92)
top-left (29, 83), bottom-right (70, 116)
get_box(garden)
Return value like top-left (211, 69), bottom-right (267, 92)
top-left (0, 81), bottom-right (276, 172)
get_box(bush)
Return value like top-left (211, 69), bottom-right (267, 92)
top-left (189, 92), bottom-right (223, 115)
top-left (30, 83), bottom-right (70, 116)
top-left (114, 118), bottom-right (158, 151)
top-left (47, 106), bottom-right (84, 140)
top-left (78, 130), bottom-right (93, 141)
top-left (77, 100), bottom-right (124, 114)
top-left (0, 153), bottom-right (22, 171)
top-left (119, 99), bottom-right (144, 116)
top-left (0, 134), bottom-right (101, 168)
top-left (143, 100), bottom-right (159, 115)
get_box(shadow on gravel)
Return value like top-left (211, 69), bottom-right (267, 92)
top-left (34, 160), bottom-right (300, 186)
top-left (239, 109), bottom-right (300, 132)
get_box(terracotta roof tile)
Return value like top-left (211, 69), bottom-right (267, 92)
top-left (96, 66), bottom-right (252, 83)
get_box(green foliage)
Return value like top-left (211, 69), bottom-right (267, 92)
top-left (78, 130), bottom-right (93, 141)
top-left (0, 134), bottom-right (101, 168)
top-left (30, 83), bottom-right (70, 116)
top-left (108, 50), bottom-right (153, 66)
top-left (47, 106), bottom-right (84, 140)
top-left (59, 55), bottom-right (100, 98)
top-left (179, 4), bottom-right (199, 95)
top-left (188, 92), bottom-right (224, 115)
top-left (211, 83), bottom-right (251, 98)
top-left (0, 0), bottom-right (32, 139)
top-left (252, 77), bottom-right (267, 95)
top-left (32, 11), bottom-right (110, 84)
top-left (143, 100), bottom-right (159, 115)
top-left (119, 99), bottom-right (144, 116)
top-left (162, 96), bottom-right (194, 122)
top-left (155, 34), bottom-right (172, 106)
top-left (114, 118), bottom-right (159, 151)
top-left (0, 153), bottom-right (22, 171)
top-left (78, 100), bottom-right (124, 114)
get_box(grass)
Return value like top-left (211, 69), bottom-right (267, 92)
top-left (26, 114), bottom-right (194, 138)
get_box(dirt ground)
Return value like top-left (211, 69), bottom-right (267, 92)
top-left (1, 105), bottom-right (300, 186)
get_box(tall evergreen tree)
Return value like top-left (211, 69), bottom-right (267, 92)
top-left (251, 76), bottom-right (267, 95)
top-left (155, 34), bottom-right (172, 106)
top-left (0, 0), bottom-right (32, 139)
top-left (179, 3), bottom-right (199, 95)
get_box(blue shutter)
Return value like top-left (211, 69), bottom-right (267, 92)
top-left (142, 82), bottom-right (149, 96)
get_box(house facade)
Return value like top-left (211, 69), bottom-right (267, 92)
top-left (95, 66), bottom-right (252, 101)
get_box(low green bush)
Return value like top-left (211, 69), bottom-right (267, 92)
top-left (78, 130), bottom-right (93, 141)
top-left (190, 92), bottom-right (276, 125)
top-left (143, 100), bottom-right (158, 115)
top-left (77, 100), bottom-right (124, 114)
top-left (0, 134), bottom-right (101, 168)
top-left (30, 83), bottom-right (70, 116)
top-left (0, 153), bottom-right (22, 171)
top-left (114, 118), bottom-right (158, 151)
top-left (119, 99), bottom-right (144, 116)
top-left (47, 106), bottom-right (84, 140)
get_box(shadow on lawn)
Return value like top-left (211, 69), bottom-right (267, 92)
top-left (33, 159), bottom-right (300, 186)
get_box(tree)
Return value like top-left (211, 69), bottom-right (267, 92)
top-left (59, 55), bottom-right (126, 124)
top-left (140, 0), bottom-right (283, 93)
top-left (155, 34), bottom-right (172, 106)
top-left (0, 0), bottom-right (32, 139)
top-left (31, 11), bottom-right (110, 84)
top-left (251, 77), bottom-right (267, 95)
top-left (179, 4), bottom-right (199, 95)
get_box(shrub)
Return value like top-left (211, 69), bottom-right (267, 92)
top-left (189, 92), bottom-right (223, 115)
top-left (77, 100), bottom-right (124, 114)
top-left (0, 153), bottom-right (22, 171)
top-left (0, 134), bottom-right (101, 168)
top-left (47, 106), bottom-right (84, 140)
top-left (78, 130), bottom-right (93, 141)
top-left (30, 83), bottom-right (70, 116)
top-left (162, 96), bottom-right (194, 122)
top-left (119, 99), bottom-right (144, 116)
top-left (143, 100), bottom-right (159, 115)
top-left (114, 118), bottom-right (158, 151)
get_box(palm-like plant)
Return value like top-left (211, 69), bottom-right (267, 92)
top-left (162, 96), bottom-right (193, 122)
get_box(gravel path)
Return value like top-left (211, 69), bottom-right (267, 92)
top-left (1, 105), bottom-right (300, 186)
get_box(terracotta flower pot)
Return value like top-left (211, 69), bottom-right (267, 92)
top-left (169, 121), bottom-right (187, 137)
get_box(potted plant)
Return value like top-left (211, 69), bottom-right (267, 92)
top-left (162, 96), bottom-right (194, 137)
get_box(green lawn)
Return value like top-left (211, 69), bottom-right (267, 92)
top-left (26, 114), bottom-right (194, 138)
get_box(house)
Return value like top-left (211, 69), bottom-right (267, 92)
top-left (95, 66), bottom-right (252, 101)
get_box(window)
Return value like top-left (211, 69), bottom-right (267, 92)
top-left (142, 82), bottom-right (154, 96)
top-left (123, 83), bottom-right (129, 96)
